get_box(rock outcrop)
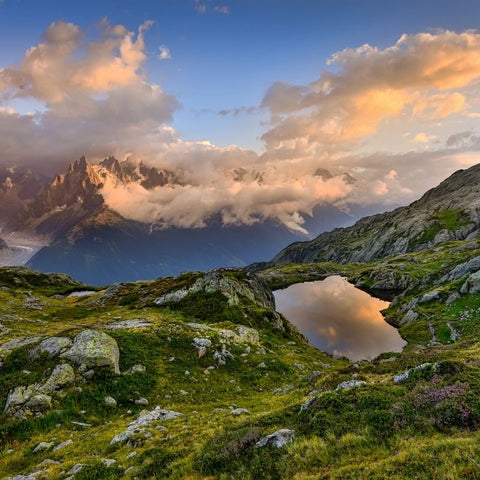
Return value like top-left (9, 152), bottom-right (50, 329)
top-left (61, 329), bottom-right (120, 374)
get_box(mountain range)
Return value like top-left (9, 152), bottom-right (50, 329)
top-left (0, 156), bottom-right (358, 284)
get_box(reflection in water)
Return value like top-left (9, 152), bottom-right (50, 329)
top-left (274, 276), bottom-right (406, 361)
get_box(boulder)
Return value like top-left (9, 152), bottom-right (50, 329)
top-left (33, 441), bottom-right (54, 453)
top-left (105, 396), bottom-right (117, 406)
top-left (61, 329), bottom-right (120, 374)
top-left (399, 309), bottom-right (418, 326)
top-left (34, 337), bottom-right (72, 357)
top-left (110, 406), bottom-right (182, 445)
top-left (460, 270), bottom-right (480, 294)
top-left (336, 380), bottom-right (366, 391)
top-left (39, 364), bottom-right (75, 394)
top-left (256, 429), bottom-right (294, 448)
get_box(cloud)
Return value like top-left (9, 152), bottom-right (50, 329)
top-left (194, 0), bottom-right (207, 14)
top-left (1, 24), bottom-right (480, 234)
top-left (261, 30), bottom-right (480, 152)
top-left (412, 132), bottom-right (437, 143)
top-left (158, 45), bottom-right (171, 60)
top-left (213, 5), bottom-right (230, 14)
top-left (194, 1), bottom-right (229, 15)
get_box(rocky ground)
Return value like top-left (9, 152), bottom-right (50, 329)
top-left (1, 250), bottom-right (480, 479)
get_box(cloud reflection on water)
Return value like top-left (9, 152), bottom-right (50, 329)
top-left (274, 276), bottom-right (406, 361)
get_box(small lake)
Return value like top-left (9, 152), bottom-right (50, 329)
top-left (274, 276), bottom-right (406, 361)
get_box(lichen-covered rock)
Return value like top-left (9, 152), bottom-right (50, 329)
top-left (4, 385), bottom-right (36, 415)
top-left (255, 429), bottom-right (294, 448)
top-left (39, 364), bottom-right (75, 394)
top-left (24, 393), bottom-right (52, 413)
top-left (419, 290), bottom-right (441, 304)
top-left (33, 337), bottom-right (72, 357)
top-left (61, 329), bottom-right (120, 374)
top-left (0, 337), bottom-right (41, 357)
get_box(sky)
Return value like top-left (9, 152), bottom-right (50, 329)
top-left (1, 0), bottom-right (480, 233)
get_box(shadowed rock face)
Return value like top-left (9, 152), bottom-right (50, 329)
top-left (272, 163), bottom-right (480, 266)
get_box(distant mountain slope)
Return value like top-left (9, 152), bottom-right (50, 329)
top-left (271, 163), bottom-right (480, 265)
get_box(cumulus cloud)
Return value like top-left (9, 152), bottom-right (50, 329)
top-left (1, 24), bottom-right (480, 234)
top-left (261, 30), bottom-right (480, 151)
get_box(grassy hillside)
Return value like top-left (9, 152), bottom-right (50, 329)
top-left (1, 242), bottom-right (480, 479)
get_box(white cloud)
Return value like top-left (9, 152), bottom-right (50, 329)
top-left (158, 45), bottom-right (171, 60)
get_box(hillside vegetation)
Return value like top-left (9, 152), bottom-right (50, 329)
top-left (2, 239), bottom-right (480, 479)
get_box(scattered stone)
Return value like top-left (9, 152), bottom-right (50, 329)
top-left (67, 464), bottom-right (85, 475)
top-left (306, 371), bottom-right (322, 383)
top-left (446, 292), bottom-right (460, 305)
top-left (400, 309), bottom-right (418, 326)
top-left (193, 337), bottom-right (212, 358)
top-left (71, 421), bottom-right (92, 428)
top-left (33, 441), bottom-right (54, 453)
top-left (126, 451), bottom-right (137, 459)
top-left (105, 318), bottom-right (152, 330)
top-left (256, 429), bottom-right (294, 448)
top-left (101, 459), bottom-right (117, 467)
top-left (300, 397), bottom-right (316, 412)
top-left (257, 362), bottom-right (267, 369)
top-left (67, 291), bottom-right (96, 298)
top-left (447, 322), bottom-right (461, 342)
top-left (61, 329), bottom-right (120, 374)
top-left (393, 362), bottom-right (438, 384)
top-left (105, 396), bottom-right (117, 407)
top-left (294, 363), bottom-right (305, 370)
top-left (336, 380), bottom-right (366, 391)
top-left (231, 408), bottom-right (250, 416)
top-left (125, 364), bottom-right (146, 374)
top-left (213, 347), bottom-right (234, 365)
top-left (38, 459), bottom-right (61, 466)
top-left (419, 290), bottom-right (441, 303)
top-left (135, 398), bottom-right (149, 406)
top-left (110, 407), bottom-right (182, 445)
top-left (53, 439), bottom-right (73, 451)
top-left (6, 474), bottom-right (38, 480)
top-left (82, 369), bottom-right (95, 380)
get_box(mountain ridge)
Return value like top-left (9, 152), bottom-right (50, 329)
top-left (270, 163), bottom-right (480, 266)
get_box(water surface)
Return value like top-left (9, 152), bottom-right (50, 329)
top-left (274, 276), bottom-right (406, 361)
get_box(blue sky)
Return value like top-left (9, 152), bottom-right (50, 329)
top-left (0, 0), bottom-right (479, 232)
top-left (2, 0), bottom-right (479, 150)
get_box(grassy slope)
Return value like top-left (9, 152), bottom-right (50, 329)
top-left (1, 242), bottom-right (480, 479)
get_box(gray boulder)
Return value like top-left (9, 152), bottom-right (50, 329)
top-left (39, 364), bottom-right (75, 394)
top-left (110, 406), bottom-right (182, 445)
top-left (256, 429), bottom-right (294, 448)
top-left (34, 337), bottom-right (72, 357)
top-left (336, 380), bottom-right (366, 391)
top-left (61, 329), bottom-right (120, 374)
top-left (460, 270), bottom-right (480, 294)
